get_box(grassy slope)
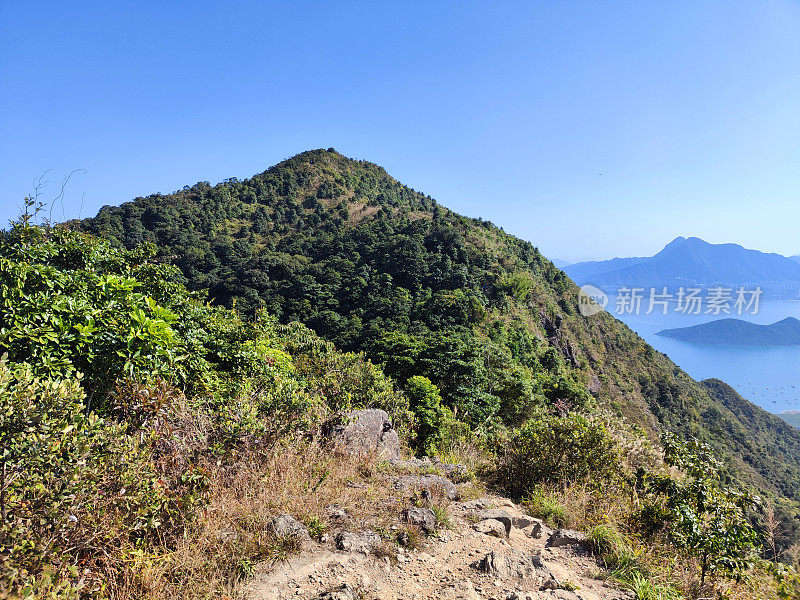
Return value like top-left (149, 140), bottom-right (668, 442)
top-left (79, 149), bottom-right (800, 508)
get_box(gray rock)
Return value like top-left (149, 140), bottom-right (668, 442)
top-left (326, 504), bottom-right (350, 522)
top-left (336, 530), bottom-right (382, 554)
top-left (511, 514), bottom-right (537, 529)
top-left (546, 529), bottom-right (587, 548)
top-left (318, 584), bottom-right (357, 600)
top-left (553, 590), bottom-right (580, 600)
top-left (458, 498), bottom-right (491, 511)
top-left (478, 509), bottom-right (513, 535)
top-left (472, 549), bottom-right (544, 579)
top-left (403, 506), bottom-right (437, 532)
top-left (540, 572), bottom-right (560, 590)
top-left (473, 518), bottom-right (507, 538)
top-left (271, 514), bottom-right (310, 542)
top-left (441, 579), bottom-right (481, 600)
top-left (326, 409), bottom-right (401, 459)
top-left (393, 474), bottom-right (460, 500)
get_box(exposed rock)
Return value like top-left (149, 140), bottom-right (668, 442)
top-left (472, 549), bottom-right (544, 580)
top-left (554, 590), bottom-right (581, 600)
top-left (393, 474), bottom-right (460, 500)
top-left (457, 498), bottom-right (491, 511)
top-left (271, 514), bottom-right (310, 543)
top-left (478, 509), bottom-right (512, 535)
top-left (540, 572), bottom-right (560, 590)
top-left (326, 504), bottom-right (350, 522)
top-left (547, 529), bottom-right (587, 548)
top-left (511, 514), bottom-right (537, 529)
top-left (473, 518), bottom-right (507, 538)
top-left (318, 583), bottom-right (357, 600)
top-left (325, 409), bottom-right (401, 459)
top-left (440, 579), bottom-right (480, 600)
top-left (336, 530), bottom-right (382, 554)
top-left (403, 506), bottom-right (437, 532)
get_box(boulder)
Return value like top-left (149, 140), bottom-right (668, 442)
top-left (440, 580), bottom-right (481, 600)
top-left (511, 514), bottom-right (538, 529)
top-left (336, 530), bottom-right (382, 554)
top-left (546, 528), bottom-right (588, 548)
top-left (473, 518), bottom-right (507, 538)
top-left (472, 549), bottom-right (544, 580)
top-left (318, 584), bottom-right (357, 600)
top-left (271, 514), bottom-right (310, 543)
top-left (393, 474), bottom-right (460, 500)
top-left (402, 506), bottom-right (437, 532)
top-left (457, 498), bottom-right (491, 511)
top-left (478, 508), bottom-right (513, 536)
top-left (326, 409), bottom-right (401, 459)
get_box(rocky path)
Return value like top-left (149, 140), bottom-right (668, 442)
top-left (245, 464), bottom-right (633, 600)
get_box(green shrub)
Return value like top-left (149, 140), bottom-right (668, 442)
top-left (500, 411), bottom-right (623, 496)
top-left (524, 489), bottom-right (572, 528)
top-left (405, 375), bottom-right (450, 456)
top-left (639, 435), bottom-right (761, 587)
top-left (0, 222), bottom-right (410, 596)
top-left (0, 361), bottom-right (197, 597)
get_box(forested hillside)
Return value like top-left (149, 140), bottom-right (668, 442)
top-left (81, 149), bottom-right (800, 532)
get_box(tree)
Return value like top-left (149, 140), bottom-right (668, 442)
top-left (642, 435), bottom-right (760, 587)
top-left (405, 375), bottom-right (447, 456)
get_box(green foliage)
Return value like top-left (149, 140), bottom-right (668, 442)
top-left (0, 360), bottom-right (189, 597)
top-left (0, 221), bottom-right (406, 597)
top-left (76, 149), bottom-right (800, 535)
top-left (524, 489), bottom-right (572, 528)
top-left (405, 376), bottom-right (450, 456)
top-left (614, 572), bottom-right (683, 600)
top-left (496, 270), bottom-right (535, 301)
top-left (500, 411), bottom-right (623, 496)
top-left (0, 225), bottom-right (181, 400)
top-left (640, 435), bottom-right (761, 585)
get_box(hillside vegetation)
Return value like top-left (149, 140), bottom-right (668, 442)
top-left (0, 217), bottom-right (410, 598)
top-left (5, 149), bottom-right (796, 598)
top-left (4, 217), bottom-right (795, 599)
top-left (82, 150), bottom-right (800, 514)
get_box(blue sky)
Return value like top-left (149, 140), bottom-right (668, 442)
top-left (1, 1), bottom-right (799, 262)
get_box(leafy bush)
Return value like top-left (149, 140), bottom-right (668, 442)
top-left (0, 361), bottom-right (194, 597)
top-left (0, 221), bottom-right (408, 597)
top-left (499, 411), bottom-right (623, 496)
top-left (639, 435), bottom-right (761, 586)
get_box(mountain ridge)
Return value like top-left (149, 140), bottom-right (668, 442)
top-left (565, 236), bottom-right (800, 296)
top-left (79, 148), bottom-right (800, 531)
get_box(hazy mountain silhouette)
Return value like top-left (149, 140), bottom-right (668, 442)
top-left (565, 237), bottom-right (800, 296)
top-left (657, 317), bottom-right (800, 346)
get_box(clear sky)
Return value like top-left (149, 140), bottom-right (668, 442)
top-left (2, 1), bottom-right (799, 262)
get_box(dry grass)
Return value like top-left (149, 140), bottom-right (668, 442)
top-left (105, 438), bottom-right (410, 600)
top-left (524, 481), bottom-right (784, 600)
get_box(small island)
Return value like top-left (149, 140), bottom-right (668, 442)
top-left (657, 317), bottom-right (800, 346)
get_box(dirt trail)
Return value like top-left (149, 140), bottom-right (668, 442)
top-left (245, 476), bottom-right (634, 600)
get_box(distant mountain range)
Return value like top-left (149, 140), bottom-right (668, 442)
top-left (778, 411), bottom-right (800, 430)
top-left (564, 237), bottom-right (800, 298)
top-left (657, 317), bottom-right (800, 346)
